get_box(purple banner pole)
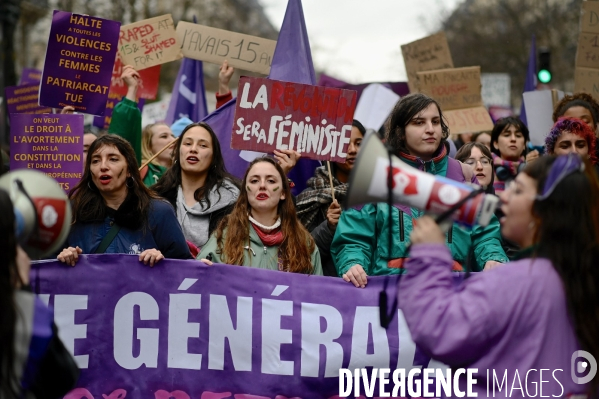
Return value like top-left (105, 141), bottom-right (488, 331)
top-left (10, 113), bottom-right (84, 192)
top-left (39, 11), bottom-right (121, 116)
top-left (31, 255), bottom-right (468, 398)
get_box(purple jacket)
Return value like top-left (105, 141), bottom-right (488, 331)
top-left (400, 243), bottom-right (591, 398)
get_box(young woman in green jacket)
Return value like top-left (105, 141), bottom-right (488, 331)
top-left (198, 157), bottom-right (322, 275)
top-left (331, 93), bottom-right (508, 287)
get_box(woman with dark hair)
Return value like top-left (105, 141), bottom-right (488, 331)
top-left (198, 157), bottom-right (322, 275)
top-left (152, 122), bottom-right (240, 250)
top-left (553, 92), bottom-right (599, 133)
top-left (1, 190), bottom-right (79, 398)
top-left (57, 135), bottom-right (191, 266)
top-left (490, 116), bottom-right (535, 193)
top-left (400, 154), bottom-right (599, 397)
top-left (455, 142), bottom-right (494, 193)
top-left (545, 117), bottom-right (598, 165)
top-left (332, 94), bottom-right (507, 287)
top-left (295, 119), bottom-right (365, 276)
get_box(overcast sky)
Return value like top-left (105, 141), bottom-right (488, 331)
top-left (259, 0), bottom-right (465, 84)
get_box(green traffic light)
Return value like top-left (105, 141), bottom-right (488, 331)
top-left (538, 69), bottom-right (552, 84)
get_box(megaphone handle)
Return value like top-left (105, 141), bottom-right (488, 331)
top-left (326, 161), bottom-right (336, 202)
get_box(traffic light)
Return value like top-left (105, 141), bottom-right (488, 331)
top-left (538, 48), bottom-right (552, 84)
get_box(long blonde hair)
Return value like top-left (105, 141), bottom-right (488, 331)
top-left (141, 123), bottom-right (170, 165)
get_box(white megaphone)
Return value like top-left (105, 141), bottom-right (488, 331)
top-left (0, 170), bottom-right (72, 258)
top-left (346, 133), bottom-right (499, 228)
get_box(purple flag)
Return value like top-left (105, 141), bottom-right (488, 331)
top-left (164, 56), bottom-right (208, 125)
top-left (520, 35), bottom-right (537, 126)
top-left (202, 0), bottom-right (320, 194)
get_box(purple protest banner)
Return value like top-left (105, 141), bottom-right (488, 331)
top-left (30, 255), bottom-right (466, 398)
top-left (4, 84), bottom-right (52, 116)
top-left (39, 11), bottom-right (120, 116)
top-left (10, 113), bottom-right (84, 192)
top-left (19, 67), bottom-right (42, 85)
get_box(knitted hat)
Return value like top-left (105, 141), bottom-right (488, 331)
top-left (170, 117), bottom-right (194, 138)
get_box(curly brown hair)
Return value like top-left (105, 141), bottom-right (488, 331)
top-left (214, 157), bottom-right (315, 274)
top-left (553, 92), bottom-right (599, 128)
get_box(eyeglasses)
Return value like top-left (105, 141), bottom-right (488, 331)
top-left (464, 158), bottom-right (491, 167)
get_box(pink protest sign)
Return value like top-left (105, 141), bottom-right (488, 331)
top-left (231, 76), bottom-right (357, 162)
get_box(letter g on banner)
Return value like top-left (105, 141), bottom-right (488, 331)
top-left (571, 350), bottom-right (598, 385)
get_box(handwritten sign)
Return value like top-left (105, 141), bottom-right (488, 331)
top-left (575, 67), bottom-right (599, 101)
top-left (444, 106), bottom-right (494, 135)
top-left (5, 84), bottom-right (52, 116)
top-left (176, 22), bottom-right (276, 75)
top-left (582, 1), bottom-right (599, 34)
top-left (39, 11), bottom-right (120, 116)
top-left (10, 113), bottom-right (84, 192)
top-left (141, 95), bottom-right (170, 126)
top-left (231, 76), bottom-right (357, 162)
top-left (19, 68), bottom-right (42, 85)
top-left (576, 32), bottom-right (599, 69)
top-left (119, 14), bottom-right (181, 70)
top-left (401, 32), bottom-right (454, 93)
top-left (416, 66), bottom-right (482, 111)
top-left (481, 73), bottom-right (511, 108)
top-left (109, 53), bottom-right (160, 99)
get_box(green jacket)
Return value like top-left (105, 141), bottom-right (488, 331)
top-left (142, 163), bottom-right (167, 187)
top-left (108, 98), bottom-right (142, 164)
top-left (197, 226), bottom-right (323, 275)
top-left (331, 152), bottom-right (508, 276)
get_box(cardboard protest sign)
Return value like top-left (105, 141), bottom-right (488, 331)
top-left (119, 14), bottom-right (182, 70)
top-left (575, 66), bottom-right (599, 101)
top-left (5, 84), bottom-right (52, 116)
top-left (523, 90), bottom-right (565, 146)
top-left (444, 106), bottom-right (494, 135)
top-left (109, 53), bottom-right (160, 99)
top-left (401, 32), bottom-right (454, 93)
top-left (19, 68), bottom-right (42, 85)
top-left (176, 22), bottom-right (277, 75)
top-left (39, 11), bottom-right (120, 116)
top-left (353, 83), bottom-right (400, 131)
top-left (581, 1), bottom-right (599, 35)
top-left (416, 66), bottom-right (483, 111)
top-left (10, 113), bottom-right (84, 192)
top-left (481, 73), bottom-right (511, 108)
top-left (231, 76), bottom-right (357, 162)
top-left (576, 32), bottom-right (599, 69)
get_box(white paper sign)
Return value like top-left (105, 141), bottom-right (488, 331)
top-left (523, 90), bottom-right (565, 146)
top-left (353, 84), bottom-right (400, 131)
top-left (142, 94), bottom-right (171, 126)
top-left (481, 73), bottom-right (511, 108)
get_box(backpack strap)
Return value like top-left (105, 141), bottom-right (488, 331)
top-left (94, 224), bottom-right (122, 254)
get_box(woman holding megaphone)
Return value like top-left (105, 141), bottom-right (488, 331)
top-left (400, 154), bottom-right (599, 397)
top-left (331, 94), bottom-right (508, 287)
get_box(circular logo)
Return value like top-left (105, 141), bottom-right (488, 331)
top-left (41, 205), bottom-right (58, 228)
top-left (438, 185), bottom-right (461, 205)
